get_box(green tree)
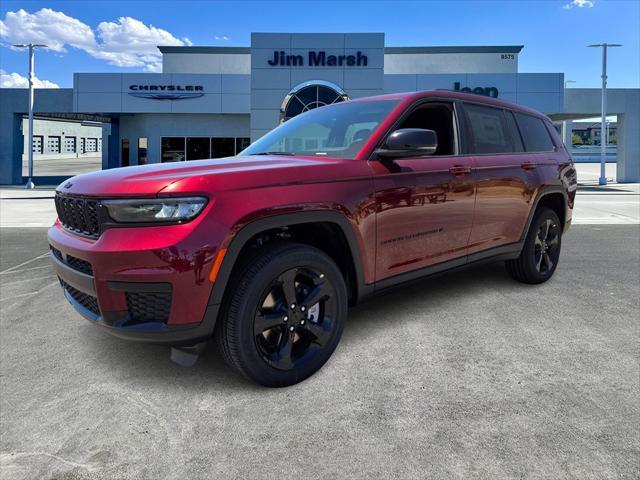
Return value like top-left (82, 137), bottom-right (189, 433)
top-left (572, 133), bottom-right (583, 145)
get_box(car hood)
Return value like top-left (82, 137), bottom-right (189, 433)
top-left (57, 155), bottom-right (348, 197)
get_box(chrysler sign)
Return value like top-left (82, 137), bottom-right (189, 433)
top-left (128, 84), bottom-right (204, 100)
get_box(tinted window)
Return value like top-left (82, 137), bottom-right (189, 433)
top-left (464, 104), bottom-right (512, 154)
top-left (505, 111), bottom-right (525, 152)
top-left (515, 113), bottom-right (554, 152)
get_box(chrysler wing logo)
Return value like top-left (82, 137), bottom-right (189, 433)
top-left (128, 85), bottom-right (204, 101)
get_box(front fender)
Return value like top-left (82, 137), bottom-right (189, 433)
top-left (206, 209), bottom-right (372, 310)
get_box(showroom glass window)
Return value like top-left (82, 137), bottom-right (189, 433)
top-left (162, 137), bottom-right (186, 162)
top-left (161, 137), bottom-right (251, 162)
top-left (138, 138), bottom-right (148, 165)
top-left (121, 139), bottom-right (130, 167)
top-left (211, 138), bottom-right (235, 158)
top-left (186, 137), bottom-right (210, 160)
top-left (236, 137), bottom-right (251, 154)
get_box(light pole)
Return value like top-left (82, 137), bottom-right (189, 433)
top-left (13, 43), bottom-right (48, 189)
top-left (588, 43), bottom-right (622, 186)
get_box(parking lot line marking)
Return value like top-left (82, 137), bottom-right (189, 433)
top-left (0, 252), bottom-right (49, 274)
top-left (0, 281), bottom-right (57, 301)
top-left (1, 275), bottom-right (55, 285)
top-left (0, 264), bottom-right (52, 275)
top-left (1, 451), bottom-right (96, 472)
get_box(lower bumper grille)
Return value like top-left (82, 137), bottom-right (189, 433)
top-left (66, 255), bottom-right (93, 276)
top-left (50, 246), bottom-right (94, 276)
top-left (126, 291), bottom-right (172, 324)
top-left (60, 278), bottom-right (100, 316)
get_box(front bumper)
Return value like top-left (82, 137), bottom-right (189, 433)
top-left (48, 220), bottom-right (225, 345)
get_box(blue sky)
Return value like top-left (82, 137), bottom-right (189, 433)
top-left (1, 0), bottom-right (638, 89)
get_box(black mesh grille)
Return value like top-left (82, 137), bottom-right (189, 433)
top-left (60, 279), bottom-right (100, 316)
top-left (55, 194), bottom-right (101, 238)
top-left (66, 255), bottom-right (93, 276)
top-left (126, 291), bottom-right (172, 323)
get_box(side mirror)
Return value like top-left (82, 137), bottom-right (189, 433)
top-left (375, 128), bottom-right (438, 158)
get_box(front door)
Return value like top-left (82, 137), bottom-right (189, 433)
top-left (373, 102), bottom-right (475, 281)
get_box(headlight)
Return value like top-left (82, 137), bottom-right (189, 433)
top-left (102, 197), bottom-right (208, 224)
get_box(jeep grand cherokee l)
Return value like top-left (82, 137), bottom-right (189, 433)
top-left (49, 91), bottom-right (577, 387)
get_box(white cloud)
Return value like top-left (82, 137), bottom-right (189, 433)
top-left (214, 35), bottom-right (230, 41)
top-left (0, 8), bottom-right (192, 72)
top-left (0, 8), bottom-right (95, 52)
top-left (563, 0), bottom-right (595, 9)
top-left (0, 69), bottom-right (59, 88)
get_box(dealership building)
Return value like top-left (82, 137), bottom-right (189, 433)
top-left (0, 32), bottom-right (638, 184)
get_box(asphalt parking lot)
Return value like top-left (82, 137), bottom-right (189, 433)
top-left (1, 223), bottom-right (638, 479)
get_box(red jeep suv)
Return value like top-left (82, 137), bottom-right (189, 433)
top-left (49, 91), bottom-right (577, 387)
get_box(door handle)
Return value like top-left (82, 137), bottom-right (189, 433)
top-left (449, 165), bottom-right (471, 176)
top-left (521, 161), bottom-right (537, 171)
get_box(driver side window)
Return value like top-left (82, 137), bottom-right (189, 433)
top-left (396, 103), bottom-right (456, 156)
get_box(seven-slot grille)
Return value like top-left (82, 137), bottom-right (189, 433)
top-left (55, 194), bottom-right (100, 238)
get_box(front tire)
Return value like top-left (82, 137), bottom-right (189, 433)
top-left (215, 242), bottom-right (348, 387)
top-left (506, 207), bottom-right (562, 284)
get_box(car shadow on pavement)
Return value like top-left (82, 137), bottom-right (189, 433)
top-left (344, 261), bottom-right (522, 343)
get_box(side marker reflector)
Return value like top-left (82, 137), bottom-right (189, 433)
top-left (209, 248), bottom-right (227, 284)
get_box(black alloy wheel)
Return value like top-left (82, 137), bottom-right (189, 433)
top-left (216, 242), bottom-right (347, 387)
top-left (533, 218), bottom-right (560, 275)
top-left (506, 207), bottom-right (562, 284)
top-left (254, 266), bottom-right (337, 370)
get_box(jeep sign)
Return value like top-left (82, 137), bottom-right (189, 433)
top-left (454, 82), bottom-right (499, 98)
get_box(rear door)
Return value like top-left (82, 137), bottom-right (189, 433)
top-left (462, 103), bottom-right (534, 255)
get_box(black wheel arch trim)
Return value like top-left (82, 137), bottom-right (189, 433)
top-left (207, 210), bottom-right (371, 309)
top-left (520, 185), bottom-right (569, 243)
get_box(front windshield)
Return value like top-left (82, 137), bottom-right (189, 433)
top-left (241, 100), bottom-right (400, 159)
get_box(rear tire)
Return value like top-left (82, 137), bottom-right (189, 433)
top-left (215, 242), bottom-right (347, 387)
top-left (506, 207), bottom-right (562, 284)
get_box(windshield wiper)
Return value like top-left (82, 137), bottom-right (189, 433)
top-left (249, 151), bottom-right (296, 156)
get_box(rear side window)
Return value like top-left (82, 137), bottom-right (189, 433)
top-left (505, 111), bottom-right (525, 152)
top-left (514, 112), bottom-right (555, 152)
top-left (464, 104), bottom-right (512, 154)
